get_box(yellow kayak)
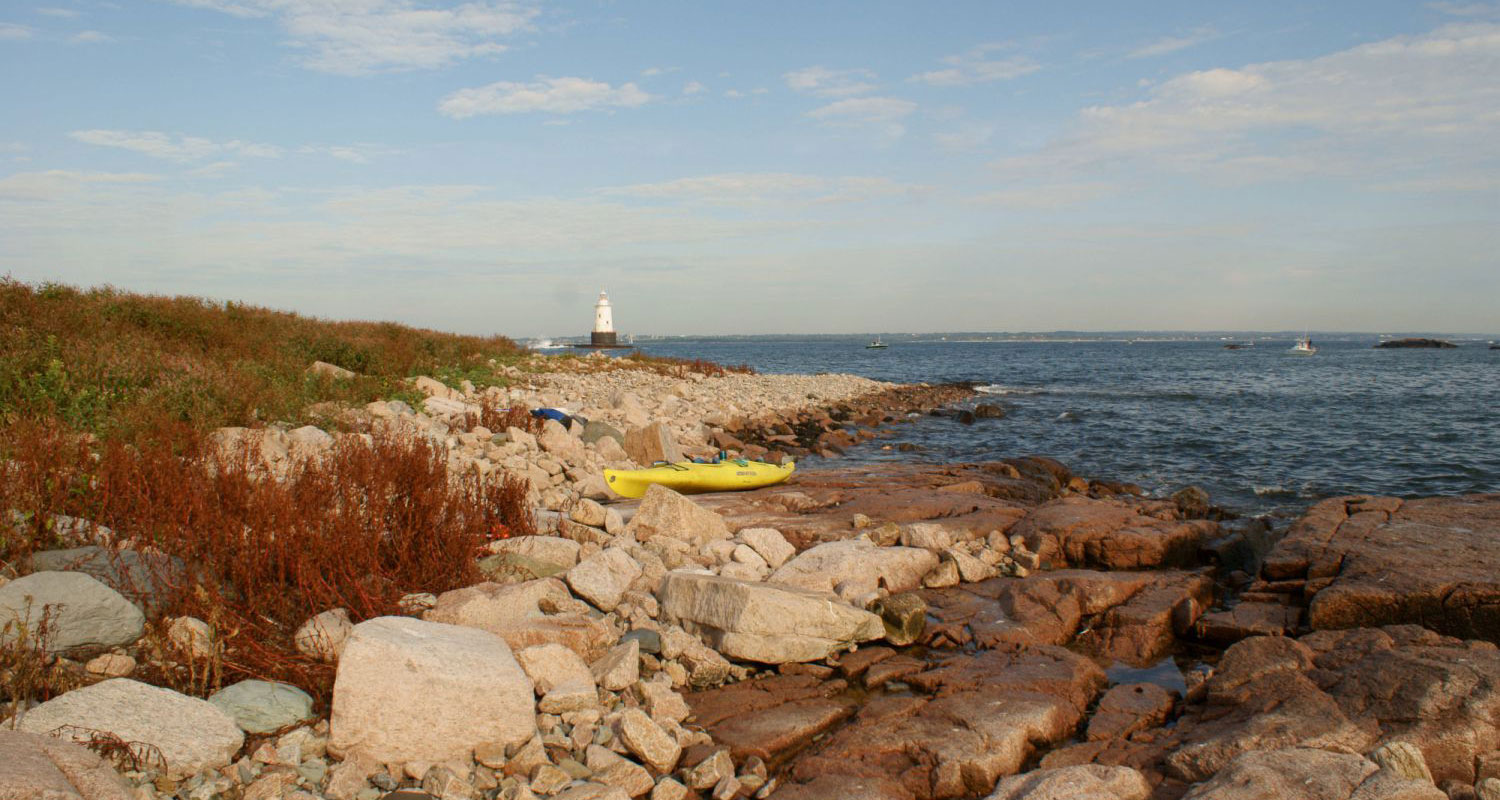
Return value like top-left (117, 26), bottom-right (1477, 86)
top-left (604, 459), bottom-right (795, 499)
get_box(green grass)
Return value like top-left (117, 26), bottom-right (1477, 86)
top-left (0, 279), bottom-right (527, 440)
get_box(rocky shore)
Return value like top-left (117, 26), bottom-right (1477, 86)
top-left (5, 362), bottom-right (1500, 800)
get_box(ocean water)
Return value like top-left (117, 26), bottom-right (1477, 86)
top-left (629, 336), bottom-right (1500, 519)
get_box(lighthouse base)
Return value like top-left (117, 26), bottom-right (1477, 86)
top-left (591, 331), bottom-right (618, 347)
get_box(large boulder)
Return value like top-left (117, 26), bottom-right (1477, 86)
top-left (566, 547), bottom-right (642, 612)
top-left (769, 539), bottom-right (937, 602)
top-left (623, 423), bottom-right (683, 466)
top-left (657, 571), bottom-right (883, 663)
top-left (329, 616), bottom-right (536, 765)
top-left (425, 578), bottom-right (617, 661)
top-left (28, 545), bottom-right (181, 615)
top-left (0, 729), bottom-right (133, 800)
top-left (0, 572), bottom-right (144, 656)
top-left (1178, 748), bottom-right (1378, 800)
top-left (625, 485), bottom-right (731, 547)
top-left (1008, 496), bottom-right (1212, 570)
top-left (17, 679), bottom-right (243, 780)
top-left (987, 765), bottom-right (1151, 800)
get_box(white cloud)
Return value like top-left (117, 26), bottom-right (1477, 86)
top-left (724, 89), bottom-right (744, 99)
top-left (69, 30), bottom-right (113, 43)
top-left (601, 173), bottom-right (924, 207)
top-left (438, 77), bottom-right (651, 118)
top-left (970, 182), bottom-right (1117, 210)
top-left (911, 43), bottom-right (1040, 86)
top-left (171, 0), bottom-right (537, 75)
top-left (933, 124), bottom-right (995, 151)
top-left (996, 22), bottom-right (1500, 189)
top-left (36, 8), bottom-right (81, 18)
top-left (1, 22), bottom-right (38, 39)
top-left (808, 96), bottom-right (917, 123)
top-left (1428, 2), bottom-right (1500, 18)
top-left (0, 170), bottom-right (159, 201)
top-left (783, 66), bottom-right (878, 97)
top-left (682, 81), bottom-right (705, 96)
top-left (69, 130), bottom-right (284, 162)
top-left (1127, 26), bottom-right (1221, 59)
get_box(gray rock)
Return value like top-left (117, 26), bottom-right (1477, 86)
top-left (17, 678), bottom-right (244, 780)
top-left (0, 571), bottom-right (144, 656)
top-left (208, 680), bottom-right (316, 735)
top-left (582, 420), bottom-right (625, 447)
top-left (28, 546), bottom-right (181, 615)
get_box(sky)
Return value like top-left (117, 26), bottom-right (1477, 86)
top-left (1, 1), bottom-right (1497, 337)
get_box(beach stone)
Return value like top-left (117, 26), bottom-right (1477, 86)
top-left (769, 539), bottom-right (938, 602)
top-left (616, 708), bottom-right (681, 774)
top-left (294, 607), bottom-right (354, 662)
top-left (425, 578), bottom-right (617, 661)
top-left (17, 678), bottom-right (244, 780)
top-left (582, 420), bottom-right (625, 447)
top-left (0, 729), bottom-right (133, 800)
top-left (572, 499), bottom-right (609, 528)
top-left (623, 423), bottom-right (683, 466)
top-left (166, 615), bottom-right (214, 658)
top-left (626, 485), bottom-right (731, 546)
top-left (488, 536), bottom-right (582, 571)
top-left (591, 639), bottom-right (640, 691)
top-left (1178, 747), bottom-right (1377, 800)
top-left (738, 528), bottom-right (795, 569)
top-left (658, 571), bottom-right (884, 663)
top-left (900, 522), bottom-right (953, 551)
top-left (84, 653), bottom-right (136, 678)
top-left (308, 360), bottom-right (357, 380)
top-left (539, 419), bottom-right (586, 463)
top-left (922, 558), bottom-right (960, 588)
top-left (555, 782), bottom-right (632, 800)
top-left (516, 643), bottom-right (595, 695)
top-left (208, 680), bottom-right (316, 734)
top-left (539, 679), bottom-right (599, 713)
top-left (566, 548), bottom-right (642, 612)
top-left (0, 571), bottom-right (144, 655)
top-left (872, 593), bottom-right (927, 646)
top-left (987, 765), bottom-right (1151, 800)
top-left (328, 616), bottom-right (536, 765)
top-left (585, 743), bottom-right (653, 796)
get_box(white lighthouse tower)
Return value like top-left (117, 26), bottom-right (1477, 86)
top-left (591, 290), bottom-right (618, 347)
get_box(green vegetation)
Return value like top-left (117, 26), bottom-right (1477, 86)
top-left (0, 279), bottom-right (527, 439)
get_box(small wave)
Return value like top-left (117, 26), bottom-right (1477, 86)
top-left (1056, 411), bottom-right (1082, 423)
top-left (976, 384), bottom-right (1044, 396)
top-left (1252, 484), bottom-right (1297, 497)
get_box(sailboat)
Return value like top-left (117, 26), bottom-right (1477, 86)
top-left (1288, 333), bottom-right (1317, 355)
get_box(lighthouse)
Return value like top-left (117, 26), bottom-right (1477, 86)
top-left (591, 290), bottom-right (618, 347)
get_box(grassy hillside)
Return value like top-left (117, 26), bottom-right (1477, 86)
top-left (0, 279), bottom-right (526, 439)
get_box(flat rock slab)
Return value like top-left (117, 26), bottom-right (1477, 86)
top-left (1008, 496), bottom-right (1215, 570)
top-left (0, 571), bottom-right (144, 656)
top-left (17, 678), bottom-right (243, 780)
top-left (988, 765), bottom-right (1152, 800)
top-left (769, 540), bottom-right (937, 602)
top-left (658, 571), bottom-right (884, 663)
top-left (1271, 494), bottom-right (1500, 642)
top-left (0, 729), bottom-right (133, 800)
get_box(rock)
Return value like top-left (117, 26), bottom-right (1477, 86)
top-left (623, 423), bottom-right (683, 467)
top-left (1375, 338), bottom-right (1457, 349)
top-left (539, 419), bottom-right (586, 463)
top-left (208, 680), bottom-right (316, 735)
top-left (1371, 741), bottom-right (1436, 783)
top-left (0, 729), bottom-right (133, 800)
top-left (488, 536), bottom-right (582, 572)
top-left (539, 679), bottom-right (599, 713)
top-left (1009, 496), bottom-right (1212, 570)
top-left (582, 420), bottom-right (626, 446)
top-left (554, 782), bottom-right (632, 800)
top-left (572, 499), bottom-right (609, 528)
top-left (738, 528), bottom-right (795, 569)
top-left (1179, 747), bottom-right (1378, 799)
top-left (616, 708), bottom-right (681, 774)
top-left (516, 643), bottom-right (595, 695)
top-left (974, 403), bottom-right (1008, 420)
top-left (84, 653), bottom-right (135, 678)
top-left (591, 639), bottom-right (640, 692)
top-left (945, 548), bottom-right (997, 583)
top-left (625, 485), bottom-right (731, 547)
top-left (294, 608), bottom-right (354, 662)
top-left (0, 571), bottom-right (144, 656)
top-left (424, 578), bottom-right (617, 661)
top-left (987, 765), bottom-right (1151, 800)
top-left (308, 360), bottom-right (357, 379)
top-left (584, 744), bottom-right (653, 796)
top-left (688, 674), bottom-right (858, 764)
top-left (1172, 486), bottom-right (1212, 518)
top-left (166, 616), bottom-right (214, 659)
top-left (922, 558), bottom-right (960, 588)
top-left (769, 539), bottom-right (938, 602)
top-left (566, 548), bottom-right (643, 612)
top-left (17, 678), bottom-right (244, 780)
top-left (1086, 683), bottom-right (1174, 742)
top-left (328, 616), bottom-right (536, 765)
top-left (658, 571), bottom-right (884, 663)
top-left (871, 593), bottom-right (927, 646)
top-left (27, 545), bottom-right (180, 615)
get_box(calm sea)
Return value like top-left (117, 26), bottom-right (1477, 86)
top-left (628, 336), bottom-right (1500, 519)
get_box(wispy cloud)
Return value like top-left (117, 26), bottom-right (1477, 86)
top-left (69, 129), bottom-right (283, 162)
top-left (36, 7), bottom-right (81, 18)
top-left (970, 182), bottom-right (1117, 210)
top-left (1127, 25), bottom-right (1221, 59)
top-left (1, 22), bottom-right (38, 40)
top-left (438, 77), bottom-right (651, 118)
top-left (171, 0), bottom-right (537, 75)
top-left (601, 173), bottom-right (925, 207)
top-left (1428, 2), bottom-right (1500, 18)
top-left (69, 30), bottom-right (113, 44)
top-left (682, 81), bottom-right (705, 96)
top-left (808, 96), bottom-right (916, 124)
top-left (911, 43), bottom-right (1040, 86)
top-left (933, 124), bottom-right (996, 151)
top-left (783, 66), bottom-right (878, 97)
top-left (995, 22), bottom-right (1500, 191)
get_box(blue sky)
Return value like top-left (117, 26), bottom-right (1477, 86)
top-left (2, 1), bottom-right (1497, 336)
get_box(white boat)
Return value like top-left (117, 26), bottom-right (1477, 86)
top-left (865, 338), bottom-right (888, 349)
top-left (1288, 334), bottom-right (1317, 355)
